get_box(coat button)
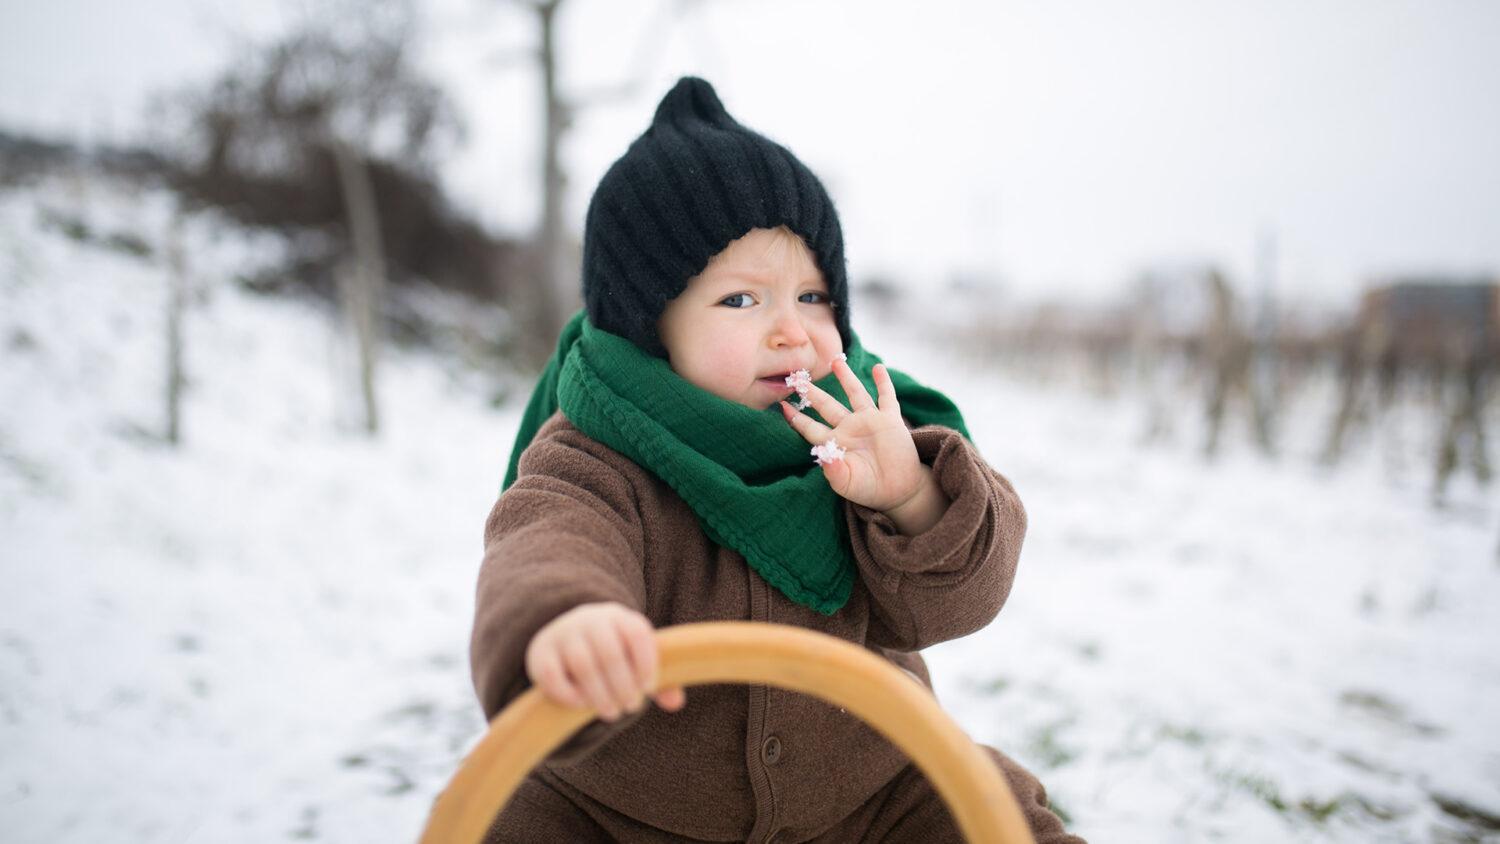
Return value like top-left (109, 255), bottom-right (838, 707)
top-left (761, 734), bottom-right (783, 766)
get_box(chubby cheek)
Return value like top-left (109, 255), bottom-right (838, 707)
top-left (684, 327), bottom-right (759, 394)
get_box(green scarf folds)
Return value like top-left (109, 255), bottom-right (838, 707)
top-left (502, 310), bottom-right (970, 615)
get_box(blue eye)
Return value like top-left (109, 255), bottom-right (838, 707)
top-left (718, 292), bottom-right (830, 308)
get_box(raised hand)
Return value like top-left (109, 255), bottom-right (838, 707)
top-left (779, 358), bottom-right (927, 513)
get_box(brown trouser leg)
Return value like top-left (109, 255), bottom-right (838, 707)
top-left (484, 769), bottom-right (732, 843)
top-left (485, 746), bottom-right (1085, 844)
top-left (809, 745), bottom-right (1086, 844)
top-left (482, 771), bottom-right (614, 843)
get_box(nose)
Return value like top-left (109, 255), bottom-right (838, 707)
top-left (768, 302), bottom-right (811, 349)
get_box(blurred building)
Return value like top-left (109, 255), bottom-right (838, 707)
top-left (1357, 278), bottom-right (1500, 360)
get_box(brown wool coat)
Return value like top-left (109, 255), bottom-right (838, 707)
top-left (471, 410), bottom-right (1082, 843)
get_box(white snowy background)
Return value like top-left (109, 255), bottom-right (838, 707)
top-left (4, 0), bottom-right (1500, 304)
top-left (2, 1), bottom-right (1499, 840)
top-left (2, 177), bottom-right (1496, 843)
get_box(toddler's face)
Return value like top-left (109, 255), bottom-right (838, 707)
top-left (657, 226), bottom-right (843, 410)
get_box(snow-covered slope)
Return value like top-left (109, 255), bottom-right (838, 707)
top-left (2, 177), bottom-right (1497, 842)
top-left (1, 178), bottom-right (508, 842)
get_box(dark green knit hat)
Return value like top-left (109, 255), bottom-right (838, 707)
top-left (581, 76), bottom-right (852, 359)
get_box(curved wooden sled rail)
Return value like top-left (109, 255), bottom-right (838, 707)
top-left (421, 621), bottom-right (1036, 844)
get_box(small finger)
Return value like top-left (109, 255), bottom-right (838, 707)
top-left (588, 624), bottom-right (646, 714)
top-left (781, 400), bottom-right (834, 442)
top-left (617, 614), bottom-right (659, 695)
top-left (831, 357), bottom-right (876, 412)
top-left (562, 639), bottom-right (618, 720)
top-left (652, 685), bottom-right (687, 712)
top-left (530, 650), bottom-right (584, 708)
top-left (799, 381), bottom-right (850, 427)
top-left (873, 363), bottom-right (899, 414)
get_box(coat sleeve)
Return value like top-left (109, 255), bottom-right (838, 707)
top-left (469, 425), bottom-right (650, 762)
top-left (844, 423), bottom-right (1027, 651)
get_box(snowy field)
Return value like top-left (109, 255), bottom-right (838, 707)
top-left (2, 179), bottom-right (1497, 843)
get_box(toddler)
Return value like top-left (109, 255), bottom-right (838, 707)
top-left (472, 76), bottom-right (1082, 843)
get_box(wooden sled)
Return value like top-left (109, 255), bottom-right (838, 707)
top-left (421, 621), bottom-right (1036, 843)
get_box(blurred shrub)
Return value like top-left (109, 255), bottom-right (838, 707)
top-left (152, 3), bottom-right (525, 309)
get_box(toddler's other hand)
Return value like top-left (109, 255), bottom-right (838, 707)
top-left (525, 601), bottom-right (686, 721)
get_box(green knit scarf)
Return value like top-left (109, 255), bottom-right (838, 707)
top-left (502, 309), bottom-right (970, 615)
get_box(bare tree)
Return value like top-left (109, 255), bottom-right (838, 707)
top-left (168, 0), bottom-right (461, 434)
top-left (1320, 316), bottom-right (1392, 466)
top-left (1433, 333), bottom-right (1493, 505)
top-left (164, 209), bottom-right (189, 446)
top-left (330, 137), bottom-right (386, 434)
top-left (1321, 280), bottom-right (1497, 491)
top-left (1127, 272), bottom-right (1179, 445)
top-left (1201, 271), bottom-right (1274, 458)
top-left (499, 0), bottom-right (706, 368)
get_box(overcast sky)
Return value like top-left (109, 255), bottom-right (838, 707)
top-left (4, 0), bottom-right (1498, 306)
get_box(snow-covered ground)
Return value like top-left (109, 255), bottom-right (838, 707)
top-left (2, 178), bottom-right (1497, 843)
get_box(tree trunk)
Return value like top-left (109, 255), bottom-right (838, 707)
top-left (506, 0), bottom-right (700, 368)
top-left (530, 0), bottom-right (574, 369)
top-left (164, 210), bottom-right (187, 446)
top-left (1249, 230), bottom-right (1279, 456)
top-left (329, 137), bottom-right (386, 435)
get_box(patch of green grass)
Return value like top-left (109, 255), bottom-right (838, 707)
top-left (39, 209), bottom-right (91, 243)
top-left (1431, 792), bottom-right (1500, 831)
top-left (1156, 722), bottom-right (1208, 747)
top-left (1339, 689), bottom-right (1404, 719)
top-left (385, 766), bottom-right (415, 796)
top-left (1350, 795), bottom-right (1401, 823)
top-left (386, 699), bottom-right (437, 725)
top-left (0, 439), bottom-right (56, 495)
top-left (1338, 688), bottom-right (1446, 738)
top-left (1025, 719), bottom-right (1080, 770)
top-left (1297, 795), bottom-right (1342, 823)
top-left (288, 805), bottom-right (319, 840)
top-left (961, 674), bottom-right (1011, 696)
top-left (1230, 771), bottom-right (1288, 814)
top-left (1216, 766), bottom-right (1399, 829)
top-left (102, 231), bottom-right (151, 258)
